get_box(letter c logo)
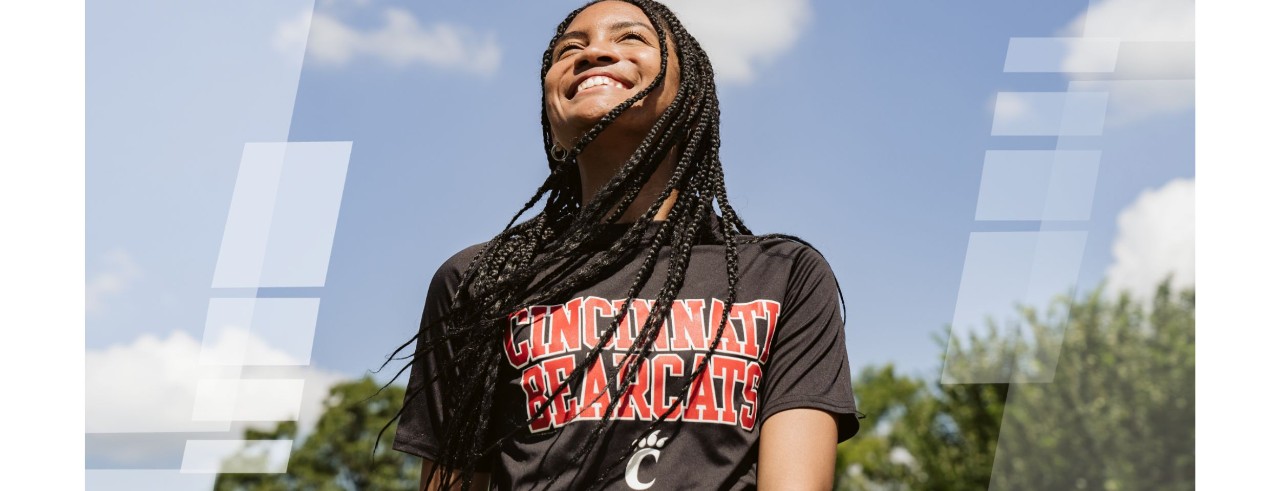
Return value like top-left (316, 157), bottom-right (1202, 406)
top-left (625, 448), bottom-right (660, 490)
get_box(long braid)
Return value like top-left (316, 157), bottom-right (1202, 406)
top-left (377, 2), bottom-right (814, 489)
top-left (565, 106), bottom-right (713, 473)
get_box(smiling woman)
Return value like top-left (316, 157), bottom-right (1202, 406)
top-left (386, 1), bottom-right (861, 490)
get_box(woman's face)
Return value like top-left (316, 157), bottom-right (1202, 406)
top-left (544, 1), bottom-right (680, 149)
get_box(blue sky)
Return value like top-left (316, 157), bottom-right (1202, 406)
top-left (86, 0), bottom-right (1194, 476)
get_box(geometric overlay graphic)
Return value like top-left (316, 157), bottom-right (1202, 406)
top-left (975, 150), bottom-right (1101, 221)
top-left (991, 91), bottom-right (1109, 136)
top-left (184, 141), bottom-right (352, 475)
top-left (181, 440), bottom-right (295, 474)
top-left (86, 470), bottom-right (220, 491)
top-left (943, 25), bottom-right (1120, 387)
top-left (212, 141), bottom-right (352, 288)
top-left (191, 379), bottom-right (308, 422)
top-left (1003, 37), bottom-right (1120, 73)
top-left (953, 4), bottom-right (1195, 487)
top-left (200, 297), bottom-right (321, 366)
top-left (87, 2), bottom-right (326, 488)
top-left (942, 231), bottom-right (1088, 384)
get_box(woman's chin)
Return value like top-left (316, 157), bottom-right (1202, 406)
top-left (558, 102), bottom-right (661, 144)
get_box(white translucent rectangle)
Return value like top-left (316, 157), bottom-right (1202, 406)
top-left (212, 143), bottom-right (286, 288)
top-left (992, 91), bottom-right (1109, 136)
top-left (1023, 231), bottom-right (1089, 308)
top-left (87, 357), bottom-right (240, 433)
top-left (975, 150), bottom-right (1100, 221)
top-left (1041, 151), bottom-right (1101, 220)
top-left (942, 231), bottom-right (1087, 384)
top-left (179, 439), bottom-right (293, 474)
top-left (260, 141), bottom-right (352, 287)
top-left (975, 151), bottom-right (1053, 221)
top-left (191, 378), bottom-right (306, 421)
top-left (1004, 37), bottom-right (1120, 73)
top-left (1068, 80), bottom-right (1194, 125)
top-left (201, 297), bottom-right (320, 366)
top-left (947, 232), bottom-right (1038, 339)
top-left (212, 141), bottom-right (352, 288)
top-left (88, 470), bottom-right (217, 491)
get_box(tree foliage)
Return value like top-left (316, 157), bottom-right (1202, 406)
top-left (838, 280), bottom-right (1194, 490)
top-left (213, 377), bottom-right (420, 491)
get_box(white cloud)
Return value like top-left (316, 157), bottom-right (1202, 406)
top-left (1105, 178), bottom-right (1194, 302)
top-left (663, 0), bottom-right (812, 84)
top-left (274, 7), bottom-right (501, 76)
top-left (86, 328), bottom-right (346, 461)
top-left (1070, 79), bottom-right (1194, 127)
top-left (86, 248), bottom-right (141, 315)
top-left (1057, 0), bottom-right (1194, 124)
top-left (1059, 0), bottom-right (1193, 43)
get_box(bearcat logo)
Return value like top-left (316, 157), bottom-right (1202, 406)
top-left (502, 296), bottom-right (781, 433)
top-left (625, 431), bottom-right (668, 490)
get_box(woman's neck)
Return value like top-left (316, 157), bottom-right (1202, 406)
top-left (575, 135), bottom-right (680, 223)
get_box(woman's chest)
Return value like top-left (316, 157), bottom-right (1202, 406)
top-left (495, 295), bottom-right (782, 434)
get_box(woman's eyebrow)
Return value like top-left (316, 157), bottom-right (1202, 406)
top-left (557, 20), bottom-right (659, 45)
top-left (607, 20), bottom-right (658, 36)
top-left (556, 31), bottom-right (588, 45)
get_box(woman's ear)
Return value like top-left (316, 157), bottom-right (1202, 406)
top-left (547, 127), bottom-right (564, 149)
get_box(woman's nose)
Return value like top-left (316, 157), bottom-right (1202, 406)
top-left (576, 42), bottom-right (619, 69)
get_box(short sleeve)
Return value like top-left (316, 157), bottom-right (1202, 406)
top-left (392, 244), bottom-right (493, 468)
top-left (756, 245), bottom-right (861, 442)
top-left (392, 258), bottom-right (460, 462)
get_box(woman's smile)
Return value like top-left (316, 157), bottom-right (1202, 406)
top-left (574, 75), bottom-right (629, 98)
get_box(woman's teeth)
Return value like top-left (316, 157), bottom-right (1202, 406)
top-left (577, 76), bottom-right (626, 94)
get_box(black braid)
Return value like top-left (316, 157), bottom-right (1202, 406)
top-left (374, 1), bottom-right (832, 489)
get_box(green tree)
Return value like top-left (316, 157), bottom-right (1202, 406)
top-left (987, 282), bottom-right (1195, 491)
top-left (835, 365), bottom-right (927, 489)
top-left (213, 377), bottom-right (420, 491)
top-left (836, 365), bottom-right (1007, 491)
top-left (838, 280), bottom-right (1194, 490)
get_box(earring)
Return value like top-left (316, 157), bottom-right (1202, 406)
top-left (551, 143), bottom-right (571, 162)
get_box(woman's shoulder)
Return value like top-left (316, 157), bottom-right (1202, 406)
top-left (431, 241), bottom-right (490, 285)
top-left (727, 232), bottom-right (831, 264)
top-left (700, 216), bottom-right (826, 260)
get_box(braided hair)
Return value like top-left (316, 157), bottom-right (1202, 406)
top-left (380, 1), bottom-right (836, 488)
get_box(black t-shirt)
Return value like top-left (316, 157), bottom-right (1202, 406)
top-left (394, 220), bottom-right (860, 490)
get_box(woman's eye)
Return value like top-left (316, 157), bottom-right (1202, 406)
top-left (557, 44), bottom-right (582, 59)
